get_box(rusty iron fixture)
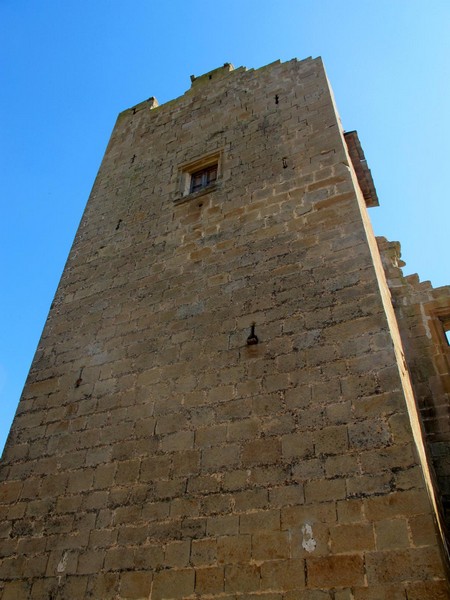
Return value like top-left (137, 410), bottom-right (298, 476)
top-left (247, 323), bottom-right (259, 345)
top-left (75, 367), bottom-right (84, 388)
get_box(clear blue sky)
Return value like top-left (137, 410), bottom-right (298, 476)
top-left (1, 1), bottom-right (449, 454)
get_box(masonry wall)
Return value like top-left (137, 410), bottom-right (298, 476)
top-left (1, 58), bottom-right (449, 599)
top-left (378, 237), bottom-right (450, 536)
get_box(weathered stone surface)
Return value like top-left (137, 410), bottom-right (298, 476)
top-left (378, 236), bottom-right (450, 534)
top-left (0, 58), bottom-right (449, 597)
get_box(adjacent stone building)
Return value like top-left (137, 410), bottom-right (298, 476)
top-left (1, 57), bottom-right (450, 599)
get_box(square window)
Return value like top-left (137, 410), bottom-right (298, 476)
top-left (190, 164), bottom-right (218, 193)
top-left (177, 151), bottom-right (222, 202)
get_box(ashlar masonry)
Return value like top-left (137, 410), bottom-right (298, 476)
top-left (1, 58), bottom-right (450, 599)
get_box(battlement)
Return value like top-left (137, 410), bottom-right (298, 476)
top-left (190, 62), bottom-right (235, 87)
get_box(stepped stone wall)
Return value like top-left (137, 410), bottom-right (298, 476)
top-left (378, 237), bottom-right (450, 536)
top-left (1, 58), bottom-right (449, 599)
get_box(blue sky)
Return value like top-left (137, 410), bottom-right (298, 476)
top-left (1, 1), bottom-right (449, 453)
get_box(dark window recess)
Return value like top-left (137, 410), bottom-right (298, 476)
top-left (438, 315), bottom-right (450, 347)
top-left (190, 164), bottom-right (218, 193)
top-left (445, 328), bottom-right (450, 346)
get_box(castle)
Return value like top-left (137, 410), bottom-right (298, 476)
top-left (1, 58), bottom-right (449, 599)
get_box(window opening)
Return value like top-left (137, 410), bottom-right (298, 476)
top-left (190, 164), bottom-right (218, 193)
top-left (438, 315), bottom-right (450, 347)
top-left (177, 150), bottom-right (222, 202)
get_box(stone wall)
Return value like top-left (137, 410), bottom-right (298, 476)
top-left (378, 236), bottom-right (450, 537)
top-left (1, 58), bottom-right (449, 599)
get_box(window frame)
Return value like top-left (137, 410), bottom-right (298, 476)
top-left (190, 164), bottom-right (218, 193)
top-left (439, 316), bottom-right (450, 347)
top-left (176, 151), bottom-right (222, 203)
top-left (427, 304), bottom-right (450, 359)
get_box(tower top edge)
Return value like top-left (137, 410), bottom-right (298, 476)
top-left (121, 56), bottom-right (321, 117)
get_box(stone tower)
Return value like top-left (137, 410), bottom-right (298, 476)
top-left (1, 58), bottom-right (450, 599)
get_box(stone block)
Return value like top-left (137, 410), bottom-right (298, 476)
top-left (282, 431), bottom-right (314, 460)
top-left (0, 480), bottom-right (22, 504)
top-left (152, 568), bottom-right (195, 599)
top-left (315, 425), bottom-right (348, 456)
top-left (330, 523), bottom-right (375, 552)
top-left (404, 580), bottom-right (450, 600)
top-left (195, 566), bottom-right (225, 595)
top-left (307, 554), bottom-right (365, 588)
top-left (207, 514), bottom-right (239, 537)
top-left (374, 518), bottom-right (409, 550)
top-left (87, 573), bottom-right (119, 598)
top-left (77, 548), bottom-right (105, 574)
top-left (364, 490), bottom-right (431, 521)
top-left (190, 537), bottom-right (217, 566)
top-left (242, 438), bottom-right (282, 466)
top-left (260, 558), bottom-right (306, 591)
top-left (305, 478), bottom-right (346, 504)
top-left (240, 509), bottom-right (280, 534)
top-left (217, 534), bottom-right (252, 564)
top-left (365, 547), bottom-right (443, 584)
top-left (252, 530), bottom-right (291, 560)
top-left (225, 564), bottom-right (261, 593)
top-left (336, 498), bottom-right (364, 524)
top-left (269, 484), bottom-right (304, 507)
top-left (202, 444), bottom-right (240, 471)
top-left (164, 540), bottom-right (190, 567)
top-left (1, 580), bottom-right (30, 600)
top-left (120, 571), bottom-right (153, 599)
